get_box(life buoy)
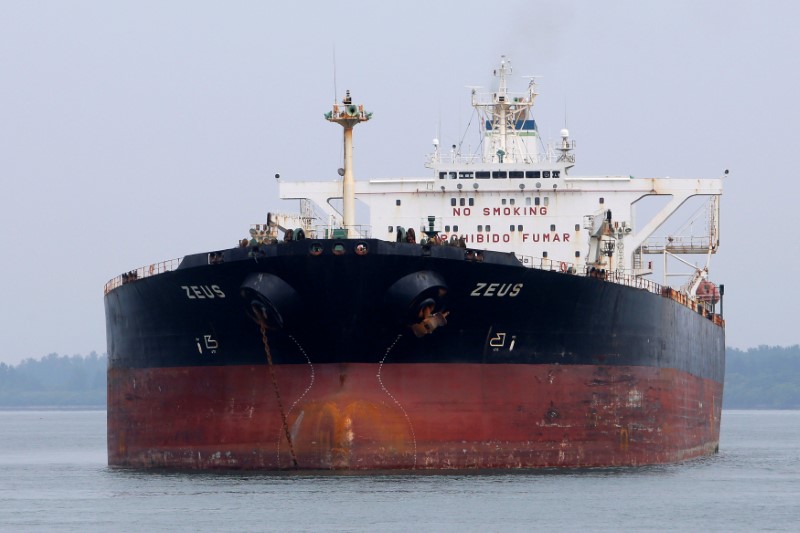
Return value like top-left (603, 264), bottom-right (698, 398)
top-left (560, 262), bottom-right (567, 273)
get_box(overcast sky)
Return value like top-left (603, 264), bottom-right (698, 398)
top-left (1, 1), bottom-right (797, 364)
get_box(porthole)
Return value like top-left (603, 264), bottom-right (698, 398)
top-left (332, 242), bottom-right (346, 255)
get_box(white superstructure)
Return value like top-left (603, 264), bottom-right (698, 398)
top-left (276, 57), bottom-right (723, 292)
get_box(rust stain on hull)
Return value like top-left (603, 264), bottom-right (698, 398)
top-left (107, 363), bottom-right (723, 470)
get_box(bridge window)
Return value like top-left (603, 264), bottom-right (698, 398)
top-left (476, 171), bottom-right (490, 179)
top-left (492, 171), bottom-right (507, 179)
top-left (439, 172), bottom-right (446, 179)
top-left (543, 171), bottom-right (551, 178)
top-left (526, 171), bottom-right (540, 179)
top-left (459, 172), bottom-right (474, 179)
top-left (553, 170), bottom-right (560, 179)
top-left (509, 171), bottom-right (524, 179)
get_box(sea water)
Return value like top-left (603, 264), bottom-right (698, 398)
top-left (0, 410), bottom-right (798, 532)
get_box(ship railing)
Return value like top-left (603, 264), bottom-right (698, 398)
top-left (425, 153), bottom-right (482, 166)
top-left (603, 270), bottom-right (663, 295)
top-left (245, 225), bottom-right (373, 243)
top-left (425, 151), bottom-right (562, 167)
top-left (600, 271), bottom-right (722, 323)
top-left (516, 254), bottom-right (579, 273)
top-left (312, 225), bottom-right (372, 239)
top-left (589, 269), bottom-right (720, 321)
top-left (639, 235), bottom-right (716, 255)
top-left (103, 258), bottom-right (182, 295)
top-left (515, 254), bottom-right (722, 324)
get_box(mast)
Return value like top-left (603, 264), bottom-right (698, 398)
top-left (325, 90), bottom-right (371, 233)
top-left (497, 59), bottom-right (509, 160)
top-left (471, 56), bottom-right (539, 164)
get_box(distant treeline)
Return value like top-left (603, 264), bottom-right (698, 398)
top-left (724, 345), bottom-right (800, 409)
top-left (0, 352), bottom-right (106, 407)
top-left (1, 347), bottom-right (799, 408)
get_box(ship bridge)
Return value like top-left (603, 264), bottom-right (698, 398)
top-left (274, 56), bottom-right (723, 304)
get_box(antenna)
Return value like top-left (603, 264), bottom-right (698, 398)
top-left (437, 106), bottom-right (442, 150)
top-left (332, 45), bottom-right (338, 103)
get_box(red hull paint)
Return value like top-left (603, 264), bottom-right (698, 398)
top-left (108, 363), bottom-right (722, 470)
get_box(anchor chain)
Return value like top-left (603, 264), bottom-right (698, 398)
top-left (258, 321), bottom-right (299, 468)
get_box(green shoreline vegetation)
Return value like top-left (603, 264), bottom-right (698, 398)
top-left (0, 352), bottom-right (105, 407)
top-left (1, 347), bottom-right (799, 408)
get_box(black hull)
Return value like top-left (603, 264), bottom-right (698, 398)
top-left (105, 240), bottom-right (724, 382)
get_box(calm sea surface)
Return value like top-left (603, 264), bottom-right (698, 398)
top-left (0, 410), bottom-right (798, 532)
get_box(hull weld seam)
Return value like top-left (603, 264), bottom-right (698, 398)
top-left (377, 334), bottom-right (417, 468)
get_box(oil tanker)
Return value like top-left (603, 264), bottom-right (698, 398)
top-left (105, 58), bottom-right (725, 469)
